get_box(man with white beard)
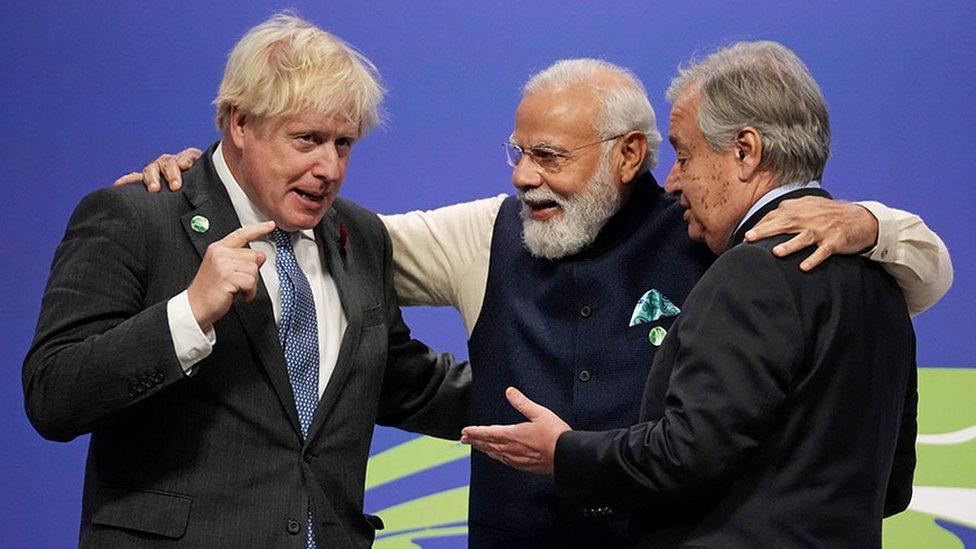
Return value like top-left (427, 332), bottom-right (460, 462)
top-left (126, 58), bottom-right (952, 547)
top-left (517, 133), bottom-right (624, 260)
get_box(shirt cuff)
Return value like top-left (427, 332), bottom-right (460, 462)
top-left (856, 200), bottom-right (898, 263)
top-left (166, 290), bottom-right (216, 376)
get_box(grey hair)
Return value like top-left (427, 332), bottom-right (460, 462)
top-left (524, 59), bottom-right (662, 173)
top-left (666, 41), bottom-right (830, 184)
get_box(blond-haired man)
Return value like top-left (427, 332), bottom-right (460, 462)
top-left (24, 14), bottom-right (469, 548)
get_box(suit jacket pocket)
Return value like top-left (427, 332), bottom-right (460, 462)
top-left (625, 315), bottom-right (677, 344)
top-left (91, 484), bottom-right (191, 539)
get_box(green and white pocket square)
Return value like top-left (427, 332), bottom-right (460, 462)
top-left (629, 289), bottom-right (680, 327)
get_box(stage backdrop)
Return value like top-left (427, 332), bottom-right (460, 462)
top-left (2, 2), bottom-right (973, 547)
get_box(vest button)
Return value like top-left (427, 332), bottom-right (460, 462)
top-left (578, 370), bottom-right (591, 382)
top-left (579, 305), bottom-right (592, 317)
top-left (287, 519), bottom-right (301, 535)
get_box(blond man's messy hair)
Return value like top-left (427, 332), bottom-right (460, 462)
top-left (214, 12), bottom-right (384, 136)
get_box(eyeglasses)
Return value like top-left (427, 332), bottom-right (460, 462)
top-left (503, 133), bottom-right (627, 173)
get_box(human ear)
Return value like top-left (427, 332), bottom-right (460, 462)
top-left (228, 106), bottom-right (248, 149)
top-left (617, 131), bottom-right (648, 184)
top-left (735, 127), bottom-right (762, 181)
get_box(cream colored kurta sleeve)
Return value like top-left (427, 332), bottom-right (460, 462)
top-left (379, 195), bottom-right (507, 335)
top-left (857, 201), bottom-right (953, 316)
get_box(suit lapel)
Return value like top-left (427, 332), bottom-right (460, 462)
top-left (306, 208), bottom-right (364, 443)
top-left (180, 147), bottom-right (302, 440)
top-left (183, 161), bottom-right (371, 445)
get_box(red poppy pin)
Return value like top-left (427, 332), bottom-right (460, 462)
top-left (338, 221), bottom-right (349, 260)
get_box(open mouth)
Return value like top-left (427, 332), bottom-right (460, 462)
top-left (294, 188), bottom-right (326, 203)
top-left (523, 198), bottom-right (561, 220)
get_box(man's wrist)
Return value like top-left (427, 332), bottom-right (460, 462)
top-left (186, 285), bottom-right (217, 331)
top-left (167, 290), bottom-right (216, 375)
top-left (855, 201), bottom-right (894, 260)
top-left (854, 202), bottom-right (880, 254)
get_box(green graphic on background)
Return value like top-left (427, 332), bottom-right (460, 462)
top-left (367, 369), bottom-right (976, 547)
top-left (883, 368), bottom-right (976, 548)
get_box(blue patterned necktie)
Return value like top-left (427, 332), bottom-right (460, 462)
top-left (272, 228), bottom-right (319, 549)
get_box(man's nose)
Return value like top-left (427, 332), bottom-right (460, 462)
top-left (311, 144), bottom-right (343, 182)
top-left (511, 154), bottom-right (542, 192)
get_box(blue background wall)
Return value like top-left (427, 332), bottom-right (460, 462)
top-left (2, 1), bottom-right (973, 547)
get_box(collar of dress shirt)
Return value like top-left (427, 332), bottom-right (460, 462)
top-left (733, 180), bottom-right (822, 235)
top-left (212, 141), bottom-right (316, 243)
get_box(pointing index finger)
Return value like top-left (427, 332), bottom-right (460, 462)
top-left (220, 221), bottom-right (276, 248)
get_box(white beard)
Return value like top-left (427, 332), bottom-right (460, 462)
top-left (518, 153), bottom-right (625, 260)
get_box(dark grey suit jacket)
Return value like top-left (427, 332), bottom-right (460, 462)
top-left (23, 143), bottom-right (470, 548)
top-left (555, 188), bottom-right (917, 548)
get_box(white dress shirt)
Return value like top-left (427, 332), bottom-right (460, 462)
top-left (166, 142), bottom-right (347, 397)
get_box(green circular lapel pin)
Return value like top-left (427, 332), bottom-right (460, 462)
top-left (649, 326), bottom-right (667, 347)
top-left (189, 215), bottom-right (210, 234)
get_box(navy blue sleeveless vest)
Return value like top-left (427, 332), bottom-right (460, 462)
top-left (467, 174), bottom-right (714, 547)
